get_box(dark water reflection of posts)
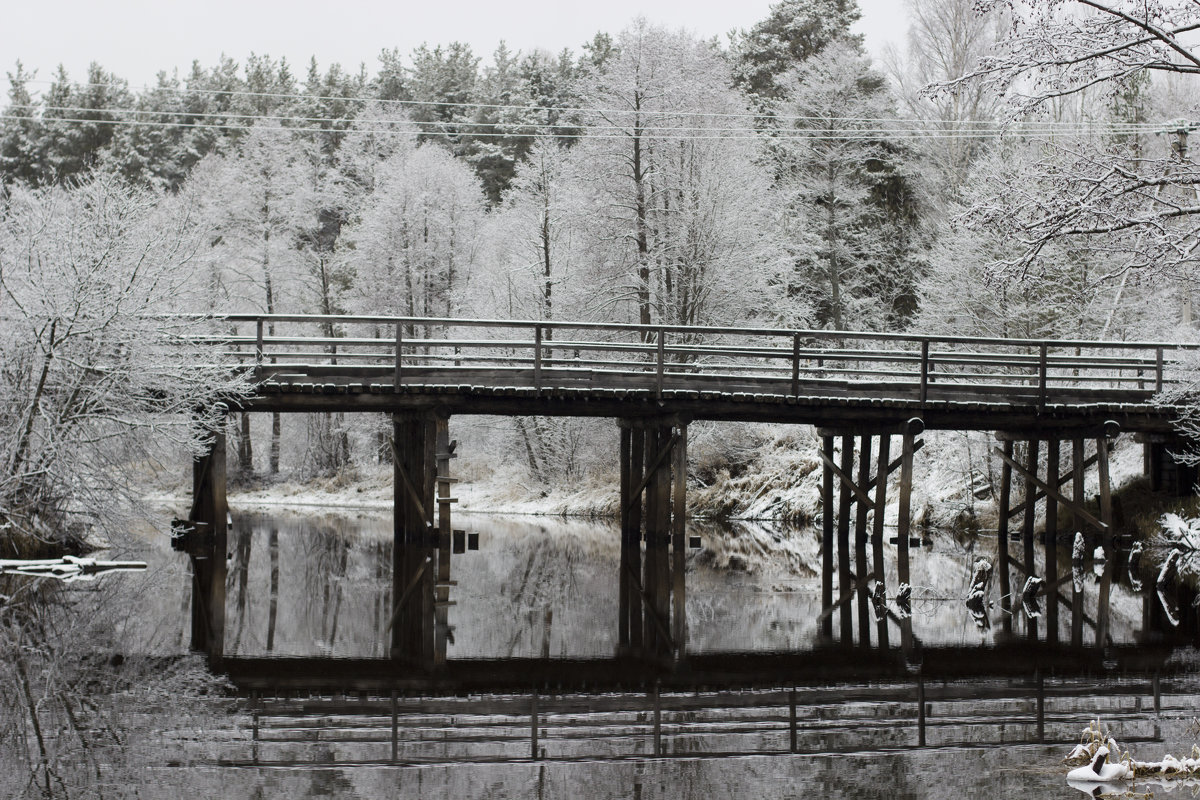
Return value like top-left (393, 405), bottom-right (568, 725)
top-left (213, 509), bottom-right (1198, 661)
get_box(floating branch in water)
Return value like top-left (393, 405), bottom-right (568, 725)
top-left (0, 555), bottom-right (147, 583)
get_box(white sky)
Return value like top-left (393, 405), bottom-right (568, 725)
top-left (2, 0), bottom-right (910, 91)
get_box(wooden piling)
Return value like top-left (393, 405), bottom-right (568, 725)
top-left (855, 435), bottom-right (873, 648)
top-left (997, 439), bottom-right (1014, 636)
top-left (872, 434), bottom-right (891, 649)
top-left (1071, 438), bottom-right (1085, 647)
top-left (629, 427), bottom-right (645, 654)
top-left (1045, 439), bottom-right (1060, 644)
top-left (653, 425), bottom-right (672, 659)
top-left (434, 417), bottom-right (453, 666)
top-left (190, 419), bottom-right (228, 666)
top-left (838, 435), bottom-right (855, 644)
top-left (643, 427), bottom-right (660, 655)
top-left (897, 427), bottom-right (916, 652)
top-left (821, 435), bottom-right (835, 640)
top-left (1096, 436), bottom-right (1113, 648)
top-left (1023, 439), bottom-right (1040, 640)
top-left (672, 422), bottom-right (688, 659)
top-left (619, 424), bottom-right (632, 652)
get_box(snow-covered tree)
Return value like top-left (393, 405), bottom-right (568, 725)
top-left (0, 173), bottom-right (248, 552)
top-left (575, 21), bottom-right (784, 329)
top-left (346, 143), bottom-right (485, 328)
top-left (940, 0), bottom-right (1200, 319)
top-left (776, 43), bottom-right (925, 330)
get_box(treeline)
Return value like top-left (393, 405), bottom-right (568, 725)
top-left (0, 0), bottom-right (1188, 483)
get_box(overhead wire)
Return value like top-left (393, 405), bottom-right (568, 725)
top-left (0, 113), bottom-right (1151, 141)
top-left (16, 78), bottom-right (1165, 131)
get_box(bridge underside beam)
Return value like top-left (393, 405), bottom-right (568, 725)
top-left (618, 417), bottom-right (688, 662)
top-left (233, 391), bottom-right (1176, 437)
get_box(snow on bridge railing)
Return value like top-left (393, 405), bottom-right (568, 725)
top-left (188, 314), bottom-right (1199, 405)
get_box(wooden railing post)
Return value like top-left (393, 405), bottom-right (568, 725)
top-left (791, 333), bottom-right (801, 396)
top-left (534, 325), bottom-right (543, 393)
top-left (656, 327), bottom-right (666, 399)
top-left (255, 318), bottom-right (264, 374)
top-left (1156, 347), bottom-right (1164, 393)
top-left (394, 322), bottom-right (403, 389)
top-left (1038, 343), bottom-right (1048, 409)
top-left (919, 339), bottom-right (930, 403)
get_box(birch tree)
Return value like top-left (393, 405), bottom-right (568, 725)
top-left (576, 21), bottom-right (783, 329)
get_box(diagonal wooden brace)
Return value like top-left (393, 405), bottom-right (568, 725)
top-left (386, 556), bottom-right (432, 632)
top-left (818, 449), bottom-right (875, 510)
top-left (390, 439), bottom-right (429, 522)
top-left (624, 432), bottom-right (680, 514)
top-left (846, 439), bottom-right (925, 509)
top-left (815, 571), bottom-right (875, 624)
top-left (1007, 452), bottom-right (1099, 518)
top-left (992, 446), bottom-right (1108, 533)
top-left (624, 561), bottom-right (674, 651)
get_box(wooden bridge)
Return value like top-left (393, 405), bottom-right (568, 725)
top-left (175, 315), bottom-right (1199, 687)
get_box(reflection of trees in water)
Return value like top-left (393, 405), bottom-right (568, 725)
top-left (499, 531), bottom-right (582, 658)
top-left (298, 522), bottom-right (350, 652)
top-left (229, 519), bottom-right (253, 653)
top-left (266, 527), bottom-right (279, 652)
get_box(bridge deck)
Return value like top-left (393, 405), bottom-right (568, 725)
top-left (208, 314), bottom-right (1189, 432)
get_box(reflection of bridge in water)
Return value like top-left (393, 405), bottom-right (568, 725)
top-left (174, 314), bottom-right (1200, 691)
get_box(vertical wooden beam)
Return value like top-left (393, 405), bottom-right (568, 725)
top-left (854, 435), bottom-right (873, 648)
top-left (672, 422), bottom-right (688, 659)
top-left (618, 424), bottom-right (632, 652)
top-left (434, 417), bottom-right (453, 667)
top-left (629, 426), bottom-right (645, 654)
top-left (421, 416), bottom-right (437, 666)
top-left (872, 434), bottom-right (890, 649)
top-left (837, 435), bottom-right (855, 644)
top-left (654, 425), bottom-right (672, 658)
top-left (897, 427), bottom-right (916, 652)
top-left (1045, 438), bottom-right (1060, 644)
top-left (190, 418), bottom-right (228, 665)
top-left (643, 427), bottom-right (659, 655)
top-left (1023, 439), bottom-right (1040, 640)
top-left (821, 435), bottom-right (835, 640)
top-left (997, 439), bottom-right (1013, 636)
top-left (1071, 438), bottom-right (1085, 648)
top-left (391, 414), bottom-right (408, 659)
top-left (1096, 436), bottom-right (1113, 648)
top-left (208, 424), bottom-right (227, 666)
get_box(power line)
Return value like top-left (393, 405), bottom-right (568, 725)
top-left (0, 100), bottom-right (1163, 142)
top-left (17, 78), bottom-right (1161, 131)
top-left (0, 112), bottom-right (1135, 142)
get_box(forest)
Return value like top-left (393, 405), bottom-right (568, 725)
top-left (5, 1), bottom-right (1200, 795)
top-left (3, 0), bottom-right (1200, 540)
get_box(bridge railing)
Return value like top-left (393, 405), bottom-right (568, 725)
top-left (198, 315), bottom-right (1192, 405)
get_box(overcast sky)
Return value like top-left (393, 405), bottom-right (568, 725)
top-left (3, 0), bottom-right (911, 90)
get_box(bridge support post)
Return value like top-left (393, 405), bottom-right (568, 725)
top-left (1071, 438), bottom-right (1085, 647)
top-left (854, 435), bottom-right (873, 648)
top-left (1022, 439), bottom-right (1040, 641)
top-left (617, 417), bottom-right (688, 662)
top-left (837, 435), bottom-right (854, 644)
top-left (817, 421), bottom-right (922, 649)
top-left (996, 440), bottom-right (1014, 637)
top-left (820, 436), bottom-right (835, 640)
top-left (1045, 438), bottom-right (1060, 644)
top-left (186, 413), bottom-right (228, 667)
top-left (390, 411), bottom-right (438, 666)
